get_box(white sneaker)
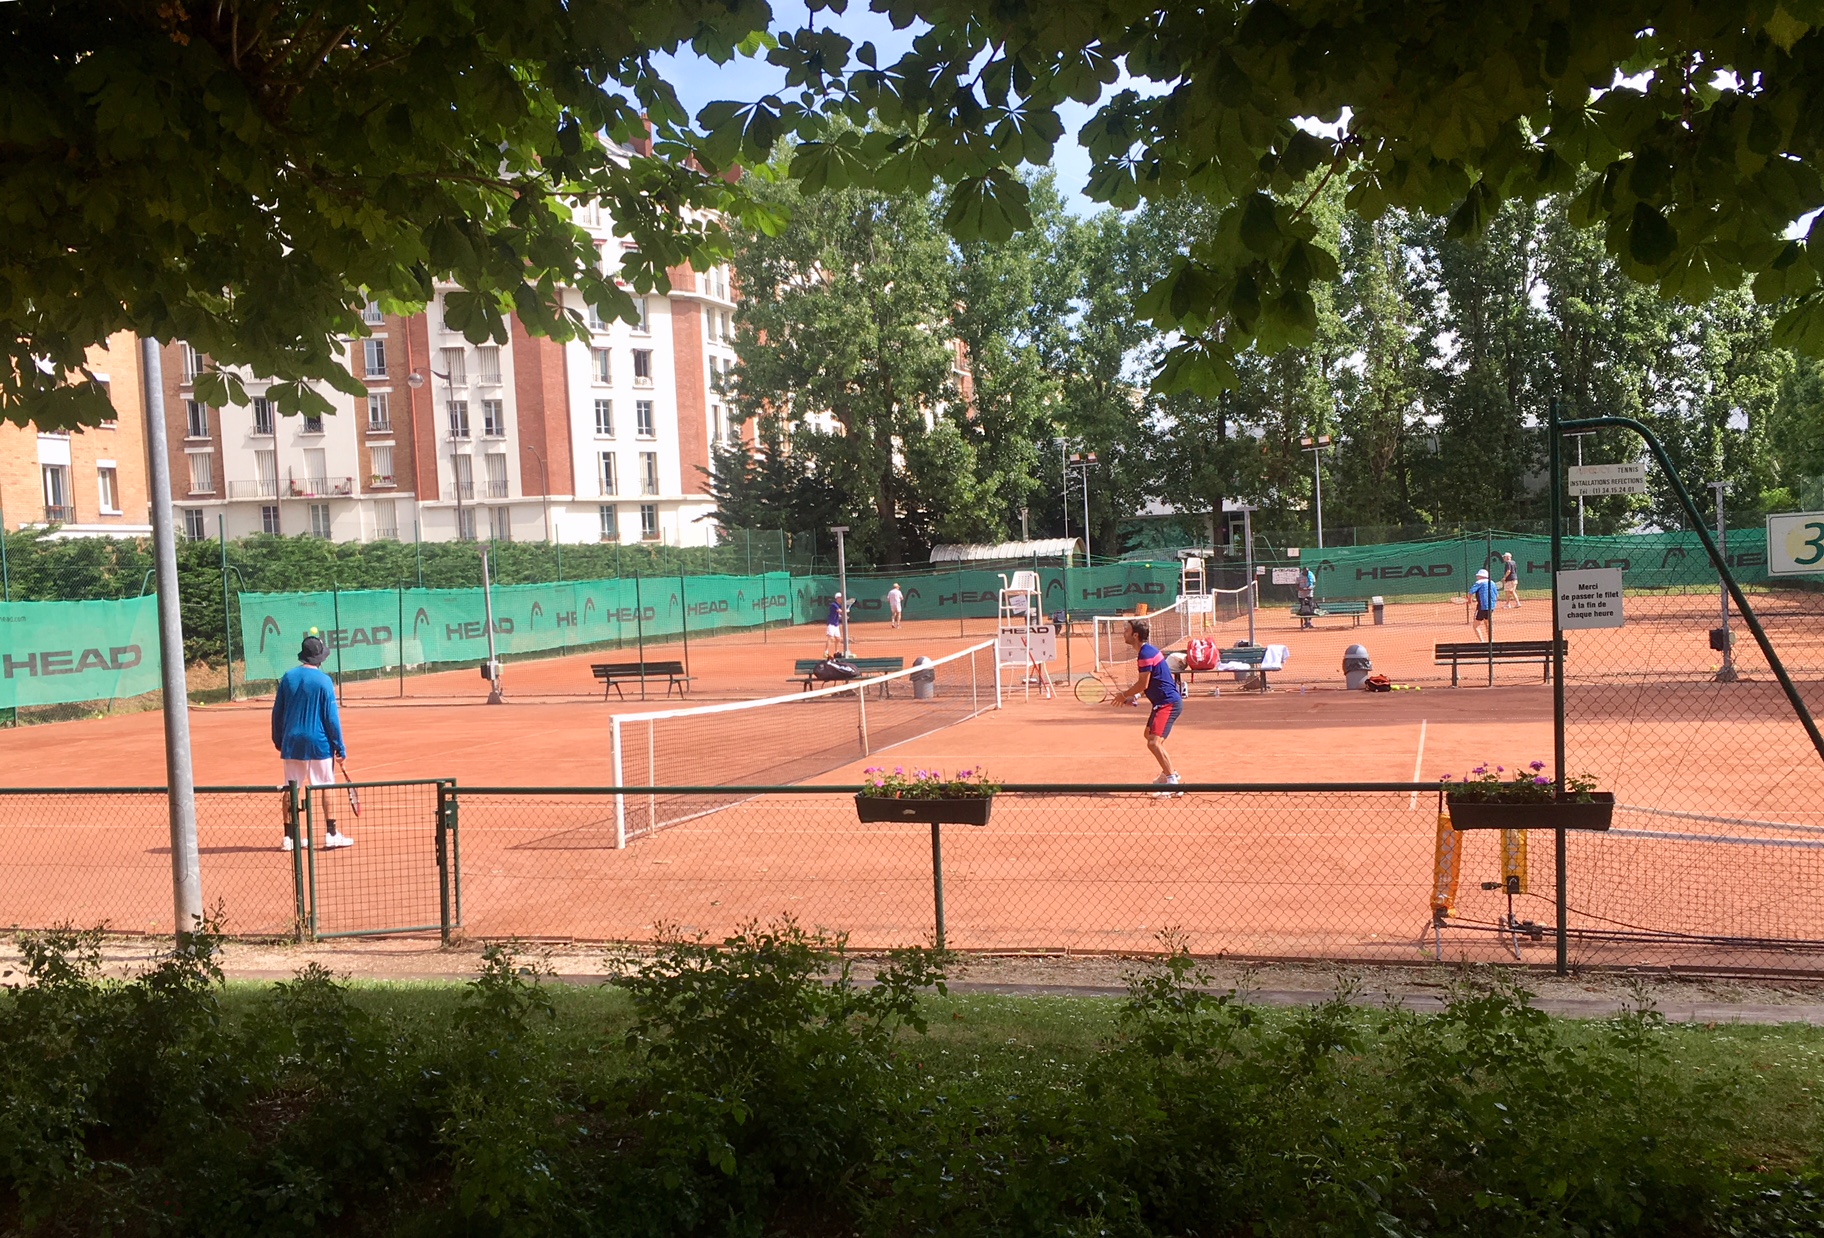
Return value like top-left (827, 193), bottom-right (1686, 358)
top-left (323, 832), bottom-right (354, 849)
top-left (281, 836), bottom-right (294, 852)
top-left (1153, 773), bottom-right (1183, 799)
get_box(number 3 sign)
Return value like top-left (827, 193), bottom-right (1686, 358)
top-left (1768, 512), bottom-right (1824, 576)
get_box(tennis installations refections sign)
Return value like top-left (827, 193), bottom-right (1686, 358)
top-left (1767, 511), bottom-right (1824, 576)
top-left (1567, 462), bottom-right (1649, 496)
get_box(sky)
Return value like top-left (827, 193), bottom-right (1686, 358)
top-left (652, 6), bottom-right (1114, 216)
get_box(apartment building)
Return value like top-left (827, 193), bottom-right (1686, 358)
top-left (167, 212), bottom-right (738, 547)
top-left (0, 331), bottom-right (152, 539)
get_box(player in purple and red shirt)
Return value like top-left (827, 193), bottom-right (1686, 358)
top-left (1118, 618), bottom-right (1183, 795)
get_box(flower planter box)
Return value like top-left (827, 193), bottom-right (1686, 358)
top-left (1446, 791), bottom-right (1614, 831)
top-left (855, 795), bottom-right (993, 826)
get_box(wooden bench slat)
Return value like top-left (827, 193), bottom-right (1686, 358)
top-left (1433, 639), bottom-right (1566, 686)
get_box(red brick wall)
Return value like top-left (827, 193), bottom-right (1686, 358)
top-left (509, 317), bottom-right (573, 500)
top-left (668, 292), bottom-right (711, 496)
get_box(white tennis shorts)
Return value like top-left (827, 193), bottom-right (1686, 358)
top-left (283, 757), bottom-right (336, 787)
top-left (825, 623), bottom-right (842, 638)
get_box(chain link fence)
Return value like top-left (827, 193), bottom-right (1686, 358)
top-left (4, 781), bottom-right (1822, 974)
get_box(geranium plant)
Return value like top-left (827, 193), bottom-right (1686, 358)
top-left (1443, 761), bottom-right (1601, 803)
top-left (859, 766), bottom-right (999, 800)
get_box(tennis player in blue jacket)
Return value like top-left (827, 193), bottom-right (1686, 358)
top-left (272, 632), bottom-right (353, 850)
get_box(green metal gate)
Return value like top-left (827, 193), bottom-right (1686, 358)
top-left (301, 779), bottom-right (457, 940)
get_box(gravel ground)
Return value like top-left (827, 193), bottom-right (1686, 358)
top-left (9, 937), bottom-right (1824, 1025)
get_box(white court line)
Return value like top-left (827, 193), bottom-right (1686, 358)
top-left (1408, 719), bottom-right (1428, 809)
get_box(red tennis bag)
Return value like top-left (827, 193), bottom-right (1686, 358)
top-left (1184, 638), bottom-right (1220, 672)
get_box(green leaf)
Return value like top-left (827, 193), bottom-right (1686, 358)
top-left (1239, 193), bottom-right (1280, 256)
top-left (1772, 294), bottom-right (1824, 354)
top-left (1627, 203), bottom-right (1678, 266)
top-left (941, 173), bottom-right (1031, 244)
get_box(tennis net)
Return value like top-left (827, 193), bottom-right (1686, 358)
top-left (608, 641), bottom-right (998, 844)
top-left (1093, 598), bottom-right (1195, 670)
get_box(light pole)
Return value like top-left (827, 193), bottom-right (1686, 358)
top-left (1299, 434), bottom-right (1333, 549)
top-left (1564, 430), bottom-right (1595, 538)
top-left (525, 441), bottom-right (553, 544)
top-left (830, 524), bottom-right (851, 656)
top-left (1058, 439), bottom-right (1069, 544)
top-left (1711, 480), bottom-right (1737, 683)
top-left (1067, 452), bottom-right (1098, 562)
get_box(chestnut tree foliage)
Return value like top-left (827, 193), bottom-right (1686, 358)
top-left (8, 0), bottom-right (1824, 428)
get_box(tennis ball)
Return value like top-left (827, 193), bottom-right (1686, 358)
top-left (307, 626), bottom-right (320, 636)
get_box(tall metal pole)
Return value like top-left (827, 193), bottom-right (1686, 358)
top-left (1060, 440), bottom-right (1069, 544)
top-left (141, 338), bottom-right (204, 942)
top-left (1241, 505), bottom-right (1257, 645)
top-left (1081, 469), bottom-right (1091, 563)
top-left (678, 572), bottom-right (691, 684)
top-left (1548, 397), bottom-right (1568, 976)
top-left (480, 543), bottom-right (504, 704)
top-left (1314, 451), bottom-right (1324, 549)
top-left (831, 525), bottom-right (851, 656)
top-left (1576, 433), bottom-right (1586, 538)
top-left (0, 487), bottom-right (10, 600)
top-left (1712, 481), bottom-right (1737, 682)
top-left (218, 516), bottom-right (234, 701)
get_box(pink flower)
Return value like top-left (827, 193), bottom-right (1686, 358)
top-left (1533, 776), bottom-right (1550, 786)
top-left (1529, 761), bottom-right (1546, 772)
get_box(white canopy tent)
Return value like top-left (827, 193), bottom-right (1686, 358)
top-left (929, 538), bottom-right (1084, 564)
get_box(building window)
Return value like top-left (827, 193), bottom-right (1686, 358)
top-left (255, 449), bottom-right (277, 497)
top-left (711, 404), bottom-right (725, 444)
top-left (303, 447), bottom-right (328, 493)
top-left (97, 466), bottom-right (119, 514)
top-left (632, 349), bottom-right (653, 386)
top-left (631, 296), bottom-right (649, 334)
top-left (367, 392), bottom-right (390, 432)
top-left (185, 400), bottom-right (209, 439)
top-left (302, 415), bottom-right (324, 434)
top-left (453, 453), bottom-right (474, 501)
top-left (42, 464), bottom-right (72, 521)
top-left (181, 344), bottom-right (203, 383)
top-left (252, 397), bottom-right (274, 435)
top-left (369, 444), bottom-right (394, 486)
top-left (477, 345), bottom-right (502, 385)
top-left (456, 506), bottom-right (477, 541)
top-left (375, 499), bottom-right (398, 541)
top-left (484, 452), bottom-right (509, 498)
top-left (362, 298), bottom-right (385, 325)
top-left (489, 506), bottom-right (512, 542)
top-left (640, 451), bottom-right (658, 496)
top-left (185, 508), bottom-right (207, 541)
top-left (593, 398), bottom-right (614, 437)
top-left (598, 503), bottom-right (618, 541)
top-left (260, 504), bottom-right (281, 535)
top-left (591, 347), bottom-right (611, 384)
top-left (482, 398), bottom-right (505, 437)
top-left (635, 400), bottom-right (655, 437)
top-left (363, 338), bottom-right (387, 378)
top-left (187, 453), bottom-right (214, 494)
top-left (447, 400), bottom-right (470, 439)
top-left (441, 346), bottom-right (467, 385)
top-left (639, 503), bottom-right (658, 541)
top-left (599, 452), bottom-right (617, 497)
top-left (309, 503), bottom-right (332, 538)
top-left (586, 302), bottom-right (607, 331)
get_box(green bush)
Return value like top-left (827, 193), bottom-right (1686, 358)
top-left (0, 924), bottom-right (1818, 1236)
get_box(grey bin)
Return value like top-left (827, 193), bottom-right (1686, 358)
top-left (1343, 644), bottom-right (1373, 691)
top-left (910, 656), bottom-right (937, 700)
top-left (1371, 595), bottom-right (1386, 625)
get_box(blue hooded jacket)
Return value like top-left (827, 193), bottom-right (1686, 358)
top-left (271, 664), bottom-right (346, 760)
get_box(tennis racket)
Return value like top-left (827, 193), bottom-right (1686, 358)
top-left (1073, 670), bottom-right (1136, 706)
top-left (337, 757), bottom-right (361, 817)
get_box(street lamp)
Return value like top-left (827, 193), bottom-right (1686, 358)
top-left (1299, 434), bottom-right (1333, 549)
top-left (1067, 452), bottom-right (1098, 561)
top-left (524, 441), bottom-right (553, 545)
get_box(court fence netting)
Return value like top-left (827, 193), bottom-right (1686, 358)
top-left (4, 778), bottom-right (1824, 976)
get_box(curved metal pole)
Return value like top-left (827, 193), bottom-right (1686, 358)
top-left (1561, 414), bottom-right (1824, 766)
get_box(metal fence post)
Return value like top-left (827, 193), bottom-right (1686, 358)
top-left (304, 784), bottom-right (321, 942)
top-left (930, 821), bottom-right (947, 950)
top-left (436, 781), bottom-right (453, 945)
top-left (286, 782), bottom-right (306, 941)
top-left (1549, 397), bottom-right (1569, 975)
top-left (448, 779), bottom-right (462, 931)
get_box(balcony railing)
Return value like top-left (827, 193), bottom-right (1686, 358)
top-left (228, 480), bottom-right (280, 499)
top-left (370, 474), bottom-right (396, 488)
top-left (367, 418), bottom-right (392, 434)
top-left (285, 476), bottom-right (356, 498)
top-left (484, 481), bottom-right (510, 498)
top-left (43, 504), bottom-right (76, 524)
top-left (453, 481), bottom-right (475, 500)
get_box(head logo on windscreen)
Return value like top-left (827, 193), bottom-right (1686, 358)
top-left (413, 607), bottom-right (432, 638)
top-left (258, 616), bottom-right (282, 651)
top-left (530, 601), bottom-right (545, 628)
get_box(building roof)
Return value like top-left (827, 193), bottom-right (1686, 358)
top-left (929, 538), bottom-right (1084, 563)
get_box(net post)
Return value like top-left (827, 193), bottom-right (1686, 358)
top-left (930, 821), bottom-right (946, 950)
top-left (449, 779), bottom-right (462, 930)
top-left (612, 716), bottom-right (627, 849)
top-left (857, 682), bottom-right (870, 756)
top-left (304, 785), bottom-right (321, 942)
top-left (648, 718), bottom-right (656, 827)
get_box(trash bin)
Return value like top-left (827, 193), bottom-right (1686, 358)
top-left (1344, 644), bottom-right (1373, 691)
top-left (1371, 596), bottom-right (1386, 625)
top-left (910, 655), bottom-right (937, 700)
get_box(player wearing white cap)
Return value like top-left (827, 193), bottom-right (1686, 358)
top-left (1469, 568), bottom-right (1499, 641)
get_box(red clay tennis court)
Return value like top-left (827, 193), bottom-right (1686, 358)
top-left (2, 592), bottom-right (1821, 972)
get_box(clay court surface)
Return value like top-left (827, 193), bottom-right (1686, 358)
top-left (2, 594), bottom-right (1821, 970)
